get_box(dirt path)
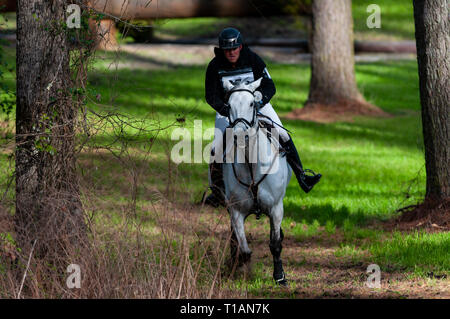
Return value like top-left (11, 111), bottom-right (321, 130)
top-left (187, 204), bottom-right (449, 299)
top-left (249, 236), bottom-right (449, 298)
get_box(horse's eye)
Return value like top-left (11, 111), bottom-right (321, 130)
top-left (250, 102), bottom-right (254, 107)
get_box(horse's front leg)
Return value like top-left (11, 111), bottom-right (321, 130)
top-left (269, 201), bottom-right (287, 286)
top-left (230, 209), bottom-right (252, 266)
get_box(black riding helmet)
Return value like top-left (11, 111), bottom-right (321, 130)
top-left (218, 27), bottom-right (243, 49)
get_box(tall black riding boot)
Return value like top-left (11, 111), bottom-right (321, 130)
top-left (203, 162), bottom-right (226, 207)
top-left (281, 136), bottom-right (322, 193)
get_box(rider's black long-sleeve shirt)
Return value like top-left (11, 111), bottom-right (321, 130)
top-left (205, 45), bottom-right (276, 117)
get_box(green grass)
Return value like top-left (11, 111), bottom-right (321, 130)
top-left (0, 12), bottom-right (16, 31)
top-left (0, 45), bottom-right (16, 99)
top-left (369, 231), bottom-right (450, 274)
top-left (0, 44), bottom-right (15, 207)
top-left (154, 17), bottom-right (231, 39)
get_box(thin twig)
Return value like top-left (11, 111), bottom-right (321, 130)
top-left (17, 239), bottom-right (37, 299)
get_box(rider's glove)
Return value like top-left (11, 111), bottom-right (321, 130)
top-left (255, 100), bottom-right (265, 110)
top-left (254, 91), bottom-right (265, 111)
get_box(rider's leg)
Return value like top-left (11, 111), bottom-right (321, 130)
top-left (258, 103), bottom-right (322, 193)
top-left (257, 102), bottom-right (290, 142)
top-left (207, 160), bottom-right (225, 207)
top-left (204, 113), bottom-right (228, 207)
top-left (281, 135), bottom-right (322, 193)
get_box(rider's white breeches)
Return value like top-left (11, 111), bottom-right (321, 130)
top-left (212, 102), bottom-right (290, 156)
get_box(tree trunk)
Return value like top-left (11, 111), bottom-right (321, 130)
top-left (413, 0), bottom-right (449, 200)
top-left (307, 0), bottom-right (363, 105)
top-left (16, 0), bottom-right (85, 256)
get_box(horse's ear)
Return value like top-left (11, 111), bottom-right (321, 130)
top-left (223, 79), bottom-right (234, 91)
top-left (248, 77), bottom-right (262, 92)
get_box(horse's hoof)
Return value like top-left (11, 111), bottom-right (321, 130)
top-left (230, 251), bottom-right (252, 268)
top-left (274, 272), bottom-right (288, 287)
top-left (202, 193), bottom-right (220, 207)
top-left (239, 251), bottom-right (252, 265)
top-left (277, 279), bottom-right (288, 287)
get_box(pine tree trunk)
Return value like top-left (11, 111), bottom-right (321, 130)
top-left (413, 0), bottom-right (449, 200)
top-left (16, 0), bottom-right (85, 255)
top-left (307, 0), bottom-right (363, 105)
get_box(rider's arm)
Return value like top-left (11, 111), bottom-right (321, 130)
top-left (205, 61), bottom-right (230, 117)
top-left (252, 53), bottom-right (276, 108)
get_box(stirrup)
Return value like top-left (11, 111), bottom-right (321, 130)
top-left (303, 168), bottom-right (320, 178)
top-left (298, 169), bottom-right (322, 193)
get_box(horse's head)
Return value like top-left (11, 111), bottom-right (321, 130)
top-left (224, 77), bottom-right (263, 136)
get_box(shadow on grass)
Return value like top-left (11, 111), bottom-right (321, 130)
top-left (284, 202), bottom-right (371, 228)
top-left (98, 49), bottom-right (198, 70)
top-left (282, 115), bottom-right (423, 152)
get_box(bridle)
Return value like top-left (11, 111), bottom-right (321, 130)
top-left (226, 87), bottom-right (293, 134)
top-left (225, 87), bottom-right (273, 220)
top-left (226, 88), bottom-right (258, 130)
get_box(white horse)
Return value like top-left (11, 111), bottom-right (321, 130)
top-left (221, 78), bottom-right (291, 285)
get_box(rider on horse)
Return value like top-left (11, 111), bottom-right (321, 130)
top-left (204, 27), bottom-right (322, 207)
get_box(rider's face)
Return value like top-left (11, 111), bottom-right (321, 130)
top-left (223, 45), bottom-right (242, 64)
